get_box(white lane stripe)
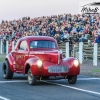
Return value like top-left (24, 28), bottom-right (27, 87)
top-left (0, 80), bottom-right (27, 83)
top-left (78, 78), bottom-right (100, 80)
top-left (51, 78), bottom-right (100, 81)
top-left (0, 96), bottom-right (10, 100)
top-left (0, 80), bottom-right (27, 100)
top-left (41, 80), bottom-right (100, 96)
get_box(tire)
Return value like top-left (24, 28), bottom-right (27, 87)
top-left (2, 60), bottom-right (13, 79)
top-left (28, 69), bottom-right (36, 85)
top-left (68, 75), bottom-right (77, 84)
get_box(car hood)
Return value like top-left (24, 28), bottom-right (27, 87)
top-left (29, 49), bottom-right (62, 64)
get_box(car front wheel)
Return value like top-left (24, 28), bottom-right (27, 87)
top-left (28, 69), bottom-right (36, 85)
top-left (67, 75), bottom-right (77, 84)
top-left (2, 60), bottom-right (13, 79)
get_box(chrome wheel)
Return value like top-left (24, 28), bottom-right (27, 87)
top-left (28, 70), bottom-right (33, 84)
top-left (28, 69), bottom-right (36, 85)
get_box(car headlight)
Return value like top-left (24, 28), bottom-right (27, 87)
top-left (73, 60), bottom-right (79, 67)
top-left (36, 60), bottom-right (42, 68)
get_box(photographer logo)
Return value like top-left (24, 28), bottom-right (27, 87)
top-left (79, 2), bottom-right (100, 14)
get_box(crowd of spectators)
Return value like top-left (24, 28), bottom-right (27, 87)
top-left (0, 13), bottom-right (100, 53)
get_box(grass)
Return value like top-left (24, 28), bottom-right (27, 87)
top-left (91, 69), bottom-right (100, 73)
top-left (0, 57), bottom-right (5, 62)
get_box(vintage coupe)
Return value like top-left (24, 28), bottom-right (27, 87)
top-left (2, 36), bottom-right (80, 85)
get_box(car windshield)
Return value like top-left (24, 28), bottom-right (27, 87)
top-left (30, 40), bottom-right (56, 49)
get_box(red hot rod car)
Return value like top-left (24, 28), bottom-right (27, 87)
top-left (2, 36), bottom-right (80, 85)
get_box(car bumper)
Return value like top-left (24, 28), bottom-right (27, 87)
top-left (31, 61), bottom-right (80, 76)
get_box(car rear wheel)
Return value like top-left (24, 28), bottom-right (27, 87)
top-left (68, 75), bottom-right (77, 84)
top-left (28, 69), bottom-right (36, 85)
top-left (2, 60), bottom-right (13, 79)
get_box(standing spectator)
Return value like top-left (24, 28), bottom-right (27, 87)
top-left (2, 37), bottom-right (6, 53)
top-left (69, 38), bottom-right (73, 57)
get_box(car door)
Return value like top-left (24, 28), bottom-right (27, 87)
top-left (15, 40), bottom-right (29, 72)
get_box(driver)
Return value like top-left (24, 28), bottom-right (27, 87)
top-left (30, 42), bottom-right (34, 48)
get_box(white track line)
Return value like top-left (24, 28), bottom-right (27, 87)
top-left (0, 80), bottom-right (27, 100)
top-left (51, 78), bottom-right (100, 81)
top-left (78, 78), bottom-right (100, 80)
top-left (0, 78), bottom-right (100, 84)
top-left (41, 80), bottom-right (100, 96)
top-left (0, 80), bottom-right (27, 83)
top-left (0, 96), bottom-right (10, 100)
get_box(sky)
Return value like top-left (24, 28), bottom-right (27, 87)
top-left (0, 0), bottom-right (99, 22)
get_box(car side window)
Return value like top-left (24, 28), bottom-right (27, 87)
top-left (19, 41), bottom-right (28, 50)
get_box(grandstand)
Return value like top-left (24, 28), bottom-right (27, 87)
top-left (0, 13), bottom-right (100, 61)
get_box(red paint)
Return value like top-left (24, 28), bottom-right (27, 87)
top-left (5, 36), bottom-right (80, 76)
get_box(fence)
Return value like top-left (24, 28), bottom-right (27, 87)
top-left (0, 39), bottom-right (98, 66)
top-left (58, 42), bottom-right (98, 66)
top-left (0, 40), bottom-right (15, 54)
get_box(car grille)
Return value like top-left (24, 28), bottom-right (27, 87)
top-left (48, 65), bottom-right (68, 73)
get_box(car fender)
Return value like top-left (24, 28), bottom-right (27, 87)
top-left (24, 57), bottom-right (40, 75)
top-left (61, 57), bottom-right (80, 75)
top-left (61, 57), bottom-right (75, 67)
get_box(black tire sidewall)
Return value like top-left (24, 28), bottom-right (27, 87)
top-left (2, 60), bottom-right (13, 79)
top-left (68, 75), bottom-right (77, 84)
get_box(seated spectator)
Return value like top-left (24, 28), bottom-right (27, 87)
top-left (79, 30), bottom-right (89, 42)
top-left (79, 34), bottom-right (88, 42)
top-left (61, 30), bottom-right (69, 42)
top-left (94, 26), bottom-right (100, 43)
top-left (54, 34), bottom-right (60, 42)
top-left (94, 35), bottom-right (100, 43)
top-left (67, 24), bottom-right (72, 34)
top-left (70, 27), bottom-right (77, 35)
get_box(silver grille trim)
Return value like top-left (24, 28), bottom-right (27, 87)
top-left (48, 65), bottom-right (68, 73)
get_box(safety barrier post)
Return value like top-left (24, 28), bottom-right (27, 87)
top-left (12, 41), bottom-right (15, 50)
top-left (6, 41), bottom-right (9, 54)
top-left (79, 42), bottom-right (83, 64)
top-left (0, 40), bottom-right (2, 54)
top-left (93, 43), bottom-right (98, 66)
top-left (66, 42), bottom-right (69, 57)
